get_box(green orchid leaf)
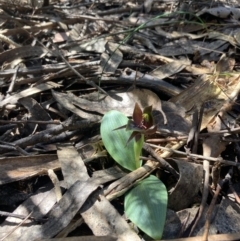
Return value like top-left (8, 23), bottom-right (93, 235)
top-left (125, 175), bottom-right (168, 240)
top-left (101, 110), bottom-right (142, 171)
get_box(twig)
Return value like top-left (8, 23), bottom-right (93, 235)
top-left (48, 169), bottom-right (62, 202)
top-left (0, 211), bottom-right (32, 241)
top-left (189, 145), bottom-right (211, 235)
top-left (202, 171), bottom-right (231, 241)
top-left (194, 104), bottom-right (204, 153)
top-left (51, 41), bottom-right (108, 96)
top-left (143, 143), bottom-right (179, 179)
top-left (0, 211), bottom-right (47, 223)
top-left (201, 184), bottom-right (221, 241)
top-left (189, 158), bottom-right (210, 236)
top-left (186, 109), bottom-right (199, 153)
top-left (0, 33), bottom-right (22, 48)
top-left (229, 182), bottom-right (240, 204)
top-left (160, 232), bottom-right (240, 241)
top-left (6, 66), bottom-right (20, 97)
top-left (199, 126), bottom-right (240, 136)
top-left (104, 160), bottom-right (159, 200)
top-left (147, 143), bottom-right (240, 167)
top-left (0, 120), bottom-right (60, 124)
top-left (99, 70), bottom-right (181, 97)
top-left (150, 126), bottom-right (240, 139)
top-left (146, 135), bottom-right (188, 143)
top-left (0, 118), bottom-right (97, 153)
top-left (0, 141), bottom-right (30, 156)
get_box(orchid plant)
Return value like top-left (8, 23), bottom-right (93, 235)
top-left (100, 103), bottom-right (168, 240)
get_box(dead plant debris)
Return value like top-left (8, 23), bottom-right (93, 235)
top-left (0, 0), bottom-right (240, 240)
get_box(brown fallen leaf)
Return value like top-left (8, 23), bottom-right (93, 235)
top-left (0, 154), bottom-right (59, 185)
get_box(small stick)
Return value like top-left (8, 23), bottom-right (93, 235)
top-left (51, 41), bottom-right (108, 96)
top-left (6, 66), bottom-right (20, 97)
top-left (48, 169), bottom-right (62, 202)
top-left (147, 143), bottom-right (240, 167)
top-left (0, 210), bottom-right (47, 223)
top-left (0, 33), bottom-right (22, 48)
top-left (1, 211), bottom-right (33, 241)
top-left (202, 171), bottom-right (231, 241)
top-left (202, 184), bottom-right (221, 241)
top-left (0, 120), bottom-right (60, 124)
top-left (0, 141), bottom-right (30, 156)
top-left (143, 143), bottom-right (179, 179)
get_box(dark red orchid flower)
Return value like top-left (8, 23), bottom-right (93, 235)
top-left (114, 103), bottom-right (157, 145)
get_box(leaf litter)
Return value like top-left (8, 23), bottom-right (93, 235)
top-left (0, 0), bottom-right (240, 240)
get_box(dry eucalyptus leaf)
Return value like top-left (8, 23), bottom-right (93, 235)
top-left (203, 114), bottom-right (227, 188)
top-left (216, 54), bottom-right (235, 73)
top-left (207, 31), bottom-right (237, 47)
top-left (57, 236), bottom-right (117, 241)
top-left (135, 34), bottom-right (158, 53)
top-left (19, 97), bottom-right (53, 135)
top-left (170, 49), bottom-right (240, 129)
top-left (0, 82), bottom-right (61, 109)
top-left (154, 101), bottom-right (190, 134)
top-left (57, 144), bottom-right (89, 188)
top-left (52, 90), bottom-right (101, 121)
top-left (177, 207), bottom-right (199, 235)
top-left (80, 192), bottom-right (141, 241)
top-left (170, 75), bottom-right (224, 129)
top-left (91, 166), bottom-right (126, 183)
top-left (234, 30), bottom-right (240, 45)
top-left (53, 32), bottom-right (68, 43)
top-left (118, 68), bottom-right (181, 96)
top-left (205, 7), bottom-right (240, 19)
top-left (56, 144), bottom-right (140, 240)
top-left (71, 88), bottom-right (164, 116)
top-left (0, 154), bottom-right (59, 184)
top-left (28, 0), bottom-right (44, 8)
top-left (151, 58), bottom-right (191, 79)
top-left (0, 183), bottom-right (60, 241)
top-left (0, 9), bottom-right (9, 26)
top-left (52, 88), bottom-right (190, 134)
top-left (100, 42), bottom-right (123, 73)
top-left (167, 158), bottom-right (203, 211)
top-left (144, 0), bottom-right (153, 13)
top-left (68, 23), bottom-right (84, 40)
top-left (163, 39), bottom-right (228, 57)
top-left (73, 38), bottom-right (107, 54)
top-left (16, 179), bottom-right (100, 241)
top-left (158, 40), bottom-right (209, 56)
top-left (162, 209), bottom-right (181, 239)
top-left (192, 198), bottom-right (240, 236)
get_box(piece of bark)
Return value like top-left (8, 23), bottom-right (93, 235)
top-left (16, 179), bottom-right (100, 241)
top-left (57, 144), bottom-right (141, 241)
